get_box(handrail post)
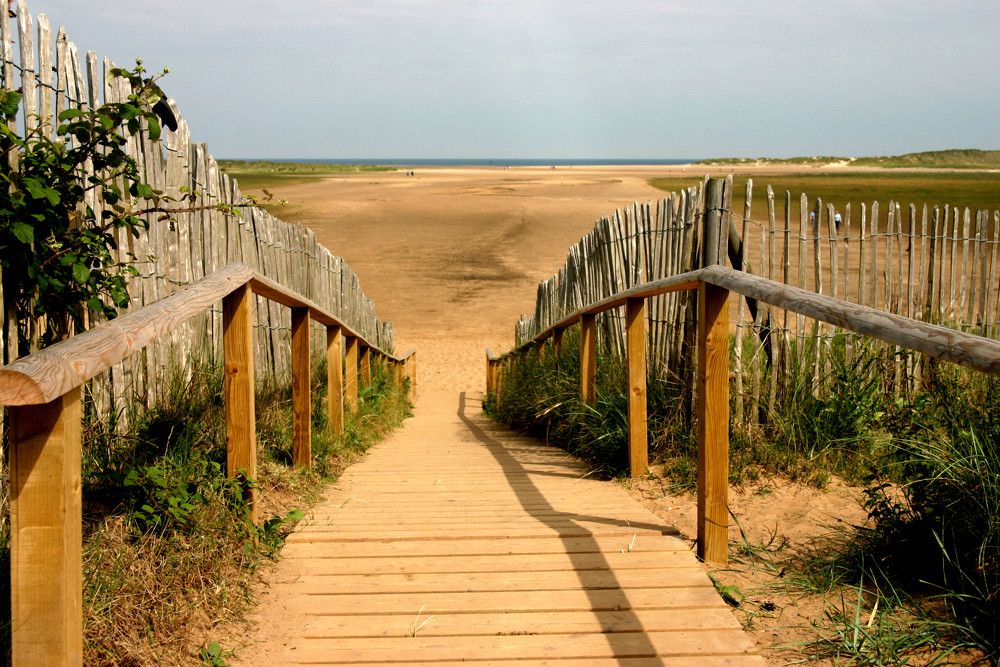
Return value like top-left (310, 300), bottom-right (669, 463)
top-left (345, 335), bottom-right (359, 410)
top-left (9, 388), bottom-right (83, 665)
top-left (223, 285), bottom-right (258, 518)
top-left (697, 176), bottom-right (731, 564)
top-left (580, 313), bottom-right (597, 405)
top-left (626, 298), bottom-right (648, 477)
top-left (326, 325), bottom-right (344, 435)
top-left (291, 307), bottom-right (312, 467)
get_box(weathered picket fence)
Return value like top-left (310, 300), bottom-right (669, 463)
top-left (0, 0), bottom-right (393, 427)
top-left (490, 177), bottom-right (1000, 564)
top-left (515, 176), bottom-right (1000, 426)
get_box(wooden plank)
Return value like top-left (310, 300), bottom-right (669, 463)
top-left (625, 298), bottom-right (647, 477)
top-left (290, 629), bottom-right (761, 663)
top-left (360, 344), bottom-right (372, 388)
top-left (8, 388), bottom-right (83, 665)
top-left (696, 282), bottom-right (729, 564)
top-left (223, 284), bottom-right (257, 521)
top-left (326, 326), bottom-right (344, 435)
top-left (302, 608), bottom-right (742, 638)
top-left (580, 313), bottom-right (597, 405)
top-left (301, 567), bottom-right (711, 595)
top-left (17, 3), bottom-right (37, 135)
top-left (36, 13), bottom-right (52, 137)
top-left (291, 307), bottom-right (312, 467)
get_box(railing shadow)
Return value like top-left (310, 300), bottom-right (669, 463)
top-left (457, 391), bottom-right (681, 657)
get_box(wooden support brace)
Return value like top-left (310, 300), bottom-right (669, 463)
top-left (223, 285), bottom-right (257, 519)
top-left (626, 298), bottom-right (648, 477)
top-left (326, 325), bottom-right (344, 435)
top-left (291, 307), bottom-right (311, 467)
top-left (9, 388), bottom-right (83, 665)
top-left (580, 313), bottom-right (597, 405)
top-left (696, 281), bottom-right (730, 564)
top-left (345, 335), bottom-right (359, 410)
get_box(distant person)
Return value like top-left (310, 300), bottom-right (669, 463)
top-left (834, 211), bottom-right (842, 231)
top-left (809, 210), bottom-right (816, 227)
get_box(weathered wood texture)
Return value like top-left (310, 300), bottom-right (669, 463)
top-left (511, 181), bottom-right (999, 428)
top-left (249, 396), bottom-right (765, 665)
top-left (0, 1), bottom-right (395, 421)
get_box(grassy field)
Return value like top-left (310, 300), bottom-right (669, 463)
top-left (697, 149), bottom-right (1000, 170)
top-left (219, 160), bottom-right (393, 189)
top-left (648, 171), bottom-right (1000, 214)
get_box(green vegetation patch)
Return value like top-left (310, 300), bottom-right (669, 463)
top-left (648, 171), bottom-right (1000, 214)
top-left (219, 160), bottom-right (393, 190)
top-left (696, 149), bottom-right (1000, 170)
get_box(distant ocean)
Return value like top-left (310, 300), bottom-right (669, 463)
top-left (250, 158), bottom-right (696, 167)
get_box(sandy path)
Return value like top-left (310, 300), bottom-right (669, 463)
top-left (267, 166), bottom-right (684, 371)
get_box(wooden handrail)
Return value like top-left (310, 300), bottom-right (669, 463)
top-left (0, 263), bottom-right (415, 666)
top-left (0, 263), bottom-right (410, 408)
top-left (0, 264), bottom-right (254, 405)
top-left (496, 266), bottom-right (1000, 377)
top-left (699, 265), bottom-right (1000, 375)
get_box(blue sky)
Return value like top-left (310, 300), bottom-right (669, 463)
top-left (23, 1), bottom-right (1000, 159)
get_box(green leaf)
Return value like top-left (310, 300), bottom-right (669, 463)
top-left (72, 263), bottom-right (90, 284)
top-left (57, 108), bottom-right (85, 121)
top-left (11, 222), bottom-right (33, 244)
top-left (0, 90), bottom-right (21, 117)
top-left (146, 115), bottom-right (161, 142)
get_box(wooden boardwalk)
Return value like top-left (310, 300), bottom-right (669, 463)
top-left (243, 393), bottom-right (766, 665)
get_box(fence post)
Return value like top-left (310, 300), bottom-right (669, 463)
top-left (626, 298), bottom-right (648, 477)
top-left (697, 176), bottom-right (731, 564)
top-left (291, 307), bottom-right (311, 467)
top-left (580, 314), bottom-right (597, 405)
top-left (360, 344), bottom-right (372, 388)
top-left (326, 325), bottom-right (344, 435)
top-left (407, 350), bottom-right (418, 402)
top-left (552, 327), bottom-right (564, 368)
top-left (345, 335), bottom-right (359, 410)
top-left (8, 388), bottom-right (83, 665)
top-left (223, 284), bottom-right (257, 518)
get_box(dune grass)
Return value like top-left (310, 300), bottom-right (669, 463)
top-left (648, 171), bottom-right (1000, 215)
top-left (219, 160), bottom-right (393, 189)
top-left (697, 149), bottom-right (1000, 170)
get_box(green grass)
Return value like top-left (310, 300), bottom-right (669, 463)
top-left (648, 171), bottom-right (1000, 216)
top-left (218, 160), bottom-right (393, 189)
top-left (696, 149), bottom-right (1000, 170)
